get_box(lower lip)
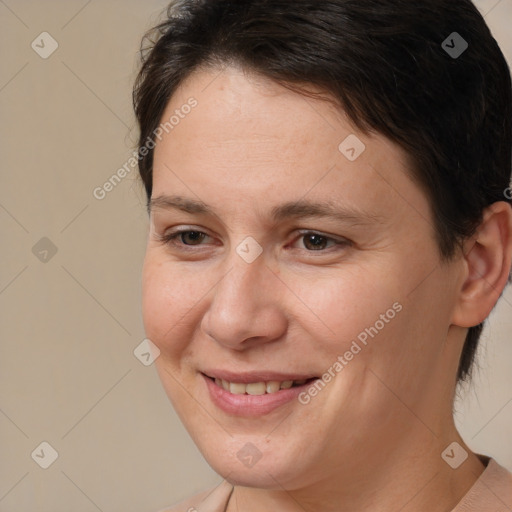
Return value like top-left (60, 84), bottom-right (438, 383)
top-left (202, 373), bottom-right (318, 416)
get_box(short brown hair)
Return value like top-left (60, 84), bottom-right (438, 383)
top-left (133, 0), bottom-right (512, 383)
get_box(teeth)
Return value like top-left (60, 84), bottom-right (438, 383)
top-left (213, 377), bottom-right (309, 394)
top-left (246, 382), bottom-right (266, 395)
top-left (280, 380), bottom-right (293, 389)
top-left (266, 381), bottom-right (281, 393)
top-left (229, 382), bottom-right (247, 395)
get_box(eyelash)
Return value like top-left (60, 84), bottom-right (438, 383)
top-left (155, 228), bottom-right (350, 253)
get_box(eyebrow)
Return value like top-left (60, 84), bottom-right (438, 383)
top-left (148, 194), bottom-right (384, 226)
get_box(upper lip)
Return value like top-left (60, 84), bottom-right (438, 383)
top-left (201, 370), bottom-right (318, 383)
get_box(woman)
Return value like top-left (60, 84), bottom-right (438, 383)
top-left (133, 1), bottom-right (512, 510)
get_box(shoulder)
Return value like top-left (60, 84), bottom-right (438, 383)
top-left (453, 456), bottom-right (512, 511)
top-left (480, 457), bottom-right (512, 492)
top-left (157, 480), bottom-right (234, 512)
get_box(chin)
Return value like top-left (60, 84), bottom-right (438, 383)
top-left (222, 470), bottom-right (278, 488)
top-left (201, 441), bottom-right (309, 490)
top-left (215, 463), bottom-right (294, 489)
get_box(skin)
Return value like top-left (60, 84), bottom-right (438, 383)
top-left (142, 65), bottom-right (512, 512)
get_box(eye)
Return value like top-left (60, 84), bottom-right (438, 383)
top-left (155, 228), bottom-right (349, 253)
top-left (291, 231), bottom-right (349, 252)
top-left (157, 229), bottom-right (212, 247)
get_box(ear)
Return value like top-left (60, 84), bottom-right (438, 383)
top-left (452, 201), bottom-right (512, 328)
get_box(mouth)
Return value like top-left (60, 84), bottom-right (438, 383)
top-left (200, 371), bottom-right (320, 416)
top-left (203, 373), bottom-right (318, 395)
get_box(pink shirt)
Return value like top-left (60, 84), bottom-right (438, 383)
top-left (161, 456), bottom-right (512, 511)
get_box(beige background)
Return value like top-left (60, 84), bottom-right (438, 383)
top-left (0, 1), bottom-right (511, 511)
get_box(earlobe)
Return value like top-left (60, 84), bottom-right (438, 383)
top-left (452, 201), bottom-right (512, 328)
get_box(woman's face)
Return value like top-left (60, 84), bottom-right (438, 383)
top-left (142, 66), bottom-right (463, 489)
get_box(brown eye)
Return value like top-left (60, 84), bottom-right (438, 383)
top-left (292, 231), bottom-right (346, 252)
top-left (302, 234), bottom-right (330, 251)
top-left (158, 229), bottom-right (211, 248)
top-left (179, 231), bottom-right (207, 245)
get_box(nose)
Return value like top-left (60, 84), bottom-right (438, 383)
top-left (200, 254), bottom-right (287, 351)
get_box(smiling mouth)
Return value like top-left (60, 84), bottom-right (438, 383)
top-left (203, 374), bottom-right (318, 395)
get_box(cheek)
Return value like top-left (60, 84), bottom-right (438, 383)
top-left (291, 269), bottom-right (402, 353)
top-left (141, 255), bottom-right (200, 357)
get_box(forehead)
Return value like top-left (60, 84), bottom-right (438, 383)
top-left (151, 66), bottom-right (430, 227)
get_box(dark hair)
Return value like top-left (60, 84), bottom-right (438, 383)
top-left (133, 0), bottom-right (512, 383)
